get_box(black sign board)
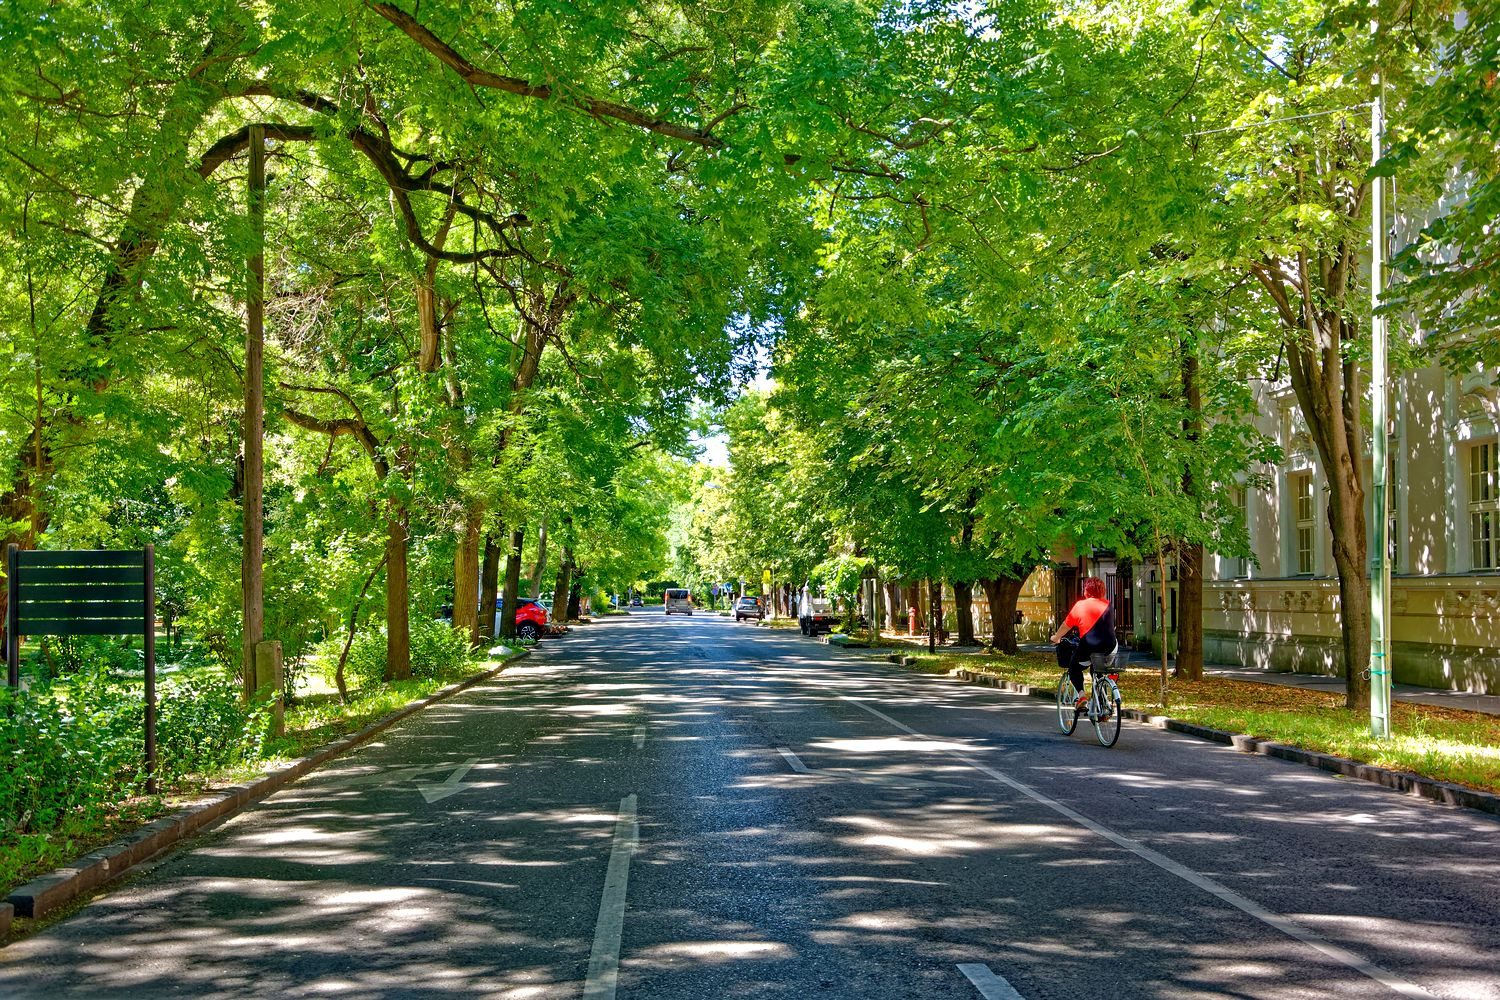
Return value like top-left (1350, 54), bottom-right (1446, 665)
top-left (5, 545), bottom-right (157, 789)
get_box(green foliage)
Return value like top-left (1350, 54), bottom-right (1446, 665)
top-left (334, 618), bottom-right (476, 690)
top-left (0, 665), bottom-right (261, 848)
top-left (809, 555), bottom-right (871, 602)
top-left (0, 680), bottom-right (132, 838)
top-left (156, 674), bottom-right (270, 776)
top-left (0, 0), bottom-right (1490, 876)
top-left (26, 636), bottom-right (141, 682)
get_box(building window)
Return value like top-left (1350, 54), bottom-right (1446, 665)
top-left (1472, 441), bottom-right (1499, 570)
top-left (1292, 472), bottom-right (1315, 575)
top-left (1230, 486), bottom-right (1249, 578)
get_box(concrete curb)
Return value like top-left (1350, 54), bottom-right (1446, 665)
top-left (3, 648), bottom-right (530, 930)
top-left (949, 666), bottom-right (1500, 819)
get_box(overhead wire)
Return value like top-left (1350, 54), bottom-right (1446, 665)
top-left (1185, 103), bottom-right (1373, 137)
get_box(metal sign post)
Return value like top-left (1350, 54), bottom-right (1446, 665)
top-left (1369, 79), bottom-right (1393, 739)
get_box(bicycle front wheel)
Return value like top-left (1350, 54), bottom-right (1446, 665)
top-left (1056, 673), bottom-right (1079, 735)
top-left (1092, 676), bottom-right (1122, 747)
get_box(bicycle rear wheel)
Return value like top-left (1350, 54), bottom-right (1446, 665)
top-left (1056, 673), bottom-right (1079, 735)
top-left (1092, 676), bottom-right (1122, 747)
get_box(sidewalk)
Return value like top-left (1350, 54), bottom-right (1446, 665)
top-left (875, 631), bottom-right (1500, 717)
top-left (1016, 643), bottom-right (1500, 718)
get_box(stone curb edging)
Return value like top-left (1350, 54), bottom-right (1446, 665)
top-left (947, 666), bottom-right (1500, 819)
top-left (3, 649), bottom-right (531, 931)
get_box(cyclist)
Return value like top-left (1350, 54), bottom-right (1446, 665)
top-left (1050, 577), bottom-right (1117, 710)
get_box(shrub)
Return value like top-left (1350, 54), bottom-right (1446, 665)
top-left (334, 618), bottom-right (476, 690)
top-left (25, 635), bottom-right (142, 683)
top-left (0, 665), bottom-right (270, 846)
top-left (409, 617), bottom-right (474, 679)
top-left (155, 672), bottom-right (270, 776)
top-left (0, 672), bottom-right (141, 837)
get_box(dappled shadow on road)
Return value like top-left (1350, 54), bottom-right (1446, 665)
top-left (611, 617), bottom-right (1500, 1000)
top-left (1, 611), bottom-right (1495, 999)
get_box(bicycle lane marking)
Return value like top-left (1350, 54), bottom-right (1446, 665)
top-left (776, 746), bottom-right (811, 773)
top-left (822, 687), bottom-right (1436, 1000)
top-left (958, 963), bottom-right (1027, 999)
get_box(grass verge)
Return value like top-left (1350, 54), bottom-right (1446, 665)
top-left (896, 650), bottom-right (1500, 796)
top-left (2, 650), bottom-right (523, 898)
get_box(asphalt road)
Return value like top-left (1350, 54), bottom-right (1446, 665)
top-left (2, 609), bottom-right (1496, 1000)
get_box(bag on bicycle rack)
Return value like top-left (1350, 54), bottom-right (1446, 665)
top-left (1088, 644), bottom-right (1120, 672)
top-left (1055, 636), bottom-right (1078, 669)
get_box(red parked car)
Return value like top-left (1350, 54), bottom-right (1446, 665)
top-left (495, 599), bottom-right (549, 641)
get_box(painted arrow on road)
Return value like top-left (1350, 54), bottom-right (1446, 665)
top-left (416, 757), bottom-right (481, 803)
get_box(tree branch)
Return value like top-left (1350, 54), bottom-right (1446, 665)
top-left (366, 2), bottom-right (728, 149)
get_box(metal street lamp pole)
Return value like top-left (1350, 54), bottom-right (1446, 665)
top-left (1370, 76), bottom-right (1393, 739)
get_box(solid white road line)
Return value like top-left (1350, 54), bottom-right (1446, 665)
top-left (583, 793), bottom-right (639, 1000)
top-left (776, 747), bottom-right (810, 773)
top-left (826, 688), bottom-right (1436, 1000)
top-left (957, 963), bottom-right (1027, 1000)
top-left (633, 725), bottom-right (646, 749)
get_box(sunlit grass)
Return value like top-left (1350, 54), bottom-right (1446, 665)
top-left (904, 651), bottom-right (1500, 795)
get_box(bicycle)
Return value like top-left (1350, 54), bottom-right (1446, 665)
top-left (1055, 643), bottom-right (1122, 747)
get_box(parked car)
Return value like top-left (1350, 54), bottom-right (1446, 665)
top-left (664, 588), bottom-right (693, 615)
top-left (494, 598), bottom-right (549, 641)
top-left (734, 596), bottom-right (764, 622)
top-left (799, 598), bottom-right (837, 636)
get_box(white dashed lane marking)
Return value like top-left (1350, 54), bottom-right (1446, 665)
top-left (958, 963), bottom-right (1027, 1000)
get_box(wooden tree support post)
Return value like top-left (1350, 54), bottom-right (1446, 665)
top-left (254, 640), bottom-right (285, 737)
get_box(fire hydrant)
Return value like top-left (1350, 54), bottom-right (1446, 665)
top-left (908, 606), bottom-right (919, 636)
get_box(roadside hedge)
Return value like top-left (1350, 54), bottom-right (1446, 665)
top-left (0, 667), bottom-right (268, 841)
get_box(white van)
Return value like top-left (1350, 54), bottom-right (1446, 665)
top-left (664, 588), bottom-right (693, 615)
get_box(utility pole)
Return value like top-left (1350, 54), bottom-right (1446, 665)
top-left (1370, 78), bottom-right (1393, 739)
top-left (241, 124), bottom-right (266, 700)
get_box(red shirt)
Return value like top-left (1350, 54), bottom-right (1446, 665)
top-left (1063, 597), bottom-right (1109, 636)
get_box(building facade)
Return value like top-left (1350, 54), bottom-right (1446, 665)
top-left (1127, 365), bottom-right (1500, 692)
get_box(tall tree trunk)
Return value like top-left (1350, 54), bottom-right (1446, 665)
top-left (1288, 326), bottom-right (1370, 708)
top-left (452, 503), bottom-right (483, 644)
top-left (416, 206), bottom-right (456, 372)
top-left (530, 515), bottom-right (549, 598)
top-left (1252, 222), bottom-right (1371, 707)
top-left (478, 531), bottom-right (503, 641)
top-left (953, 580), bottom-right (976, 645)
top-left (553, 545), bottom-right (574, 622)
top-left (953, 512), bottom-right (977, 645)
top-left (1176, 546), bottom-right (1204, 680)
top-left (1177, 339), bottom-right (1205, 680)
top-left (241, 124), bottom-right (266, 700)
top-left (567, 579), bottom-right (582, 621)
top-left (980, 575), bottom-right (1025, 653)
top-left (384, 511), bottom-right (411, 680)
top-left (499, 525), bottom-right (526, 639)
